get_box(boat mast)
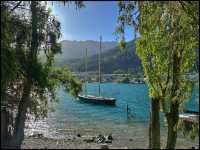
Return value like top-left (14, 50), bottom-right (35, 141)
top-left (85, 48), bottom-right (88, 95)
top-left (98, 36), bottom-right (102, 96)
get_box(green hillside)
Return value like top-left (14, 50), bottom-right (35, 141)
top-left (56, 40), bottom-right (143, 74)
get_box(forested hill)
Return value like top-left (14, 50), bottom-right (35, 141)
top-left (55, 40), bottom-right (199, 74)
top-left (55, 40), bottom-right (117, 60)
top-left (55, 40), bottom-right (143, 74)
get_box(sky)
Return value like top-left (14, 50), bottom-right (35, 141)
top-left (47, 1), bottom-right (135, 42)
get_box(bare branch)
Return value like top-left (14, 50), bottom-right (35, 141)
top-left (11, 1), bottom-right (22, 11)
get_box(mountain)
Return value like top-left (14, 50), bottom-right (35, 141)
top-left (55, 40), bottom-right (199, 74)
top-left (55, 40), bottom-right (117, 66)
top-left (56, 40), bottom-right (143, 74)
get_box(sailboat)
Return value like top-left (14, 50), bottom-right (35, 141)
top-left (78, 36), bottom-right (116, 105)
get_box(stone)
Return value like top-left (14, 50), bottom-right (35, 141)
top-left (100, 144), bottom-right (109, 149)
top-left (105, 139), bottom-right (112, 144)
top-left (107, 134), bottom-right (113, 140)
top-left (129, 138), bottom-right (133, 141)
top-left (29, 133), bottom-right (43, 138)
top-left (73, 136), bottom-right (76, 140)
top-left (83, 138), bottom-right (94, 143)
top-left (83, 136), bottom-right (95, 143)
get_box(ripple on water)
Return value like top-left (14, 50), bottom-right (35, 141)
top-left (25, 83), bottom-right (199, 144)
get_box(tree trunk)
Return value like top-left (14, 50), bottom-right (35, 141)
top-left (166, 102), bottom-right (179, 149)
top-left (7, 79), bottom-right (32, 148)
top-left (165, 49), bottom-right (180, 149)
top-left (151, 97), bottom-right (160, 149)
top-left (6, 1), bottom-right (38, 148)
top-left (149, 102), bottom-right (152, 149)
top-left (1, 106), bottom-right (9, 148)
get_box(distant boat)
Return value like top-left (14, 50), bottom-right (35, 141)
top-left (78, 36), bottom-right (116, 105)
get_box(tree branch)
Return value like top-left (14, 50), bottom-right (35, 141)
top-left (11, 1), bottom-right (22, 11)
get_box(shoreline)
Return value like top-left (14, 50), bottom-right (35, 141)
top-left (21, 128), bottom-right (199, 149)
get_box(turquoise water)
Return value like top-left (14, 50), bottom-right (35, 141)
top-left (26, 83), bottom-right (199, 139)
top-left (39, 83), bottom-right (198, 137)
top-left (49, 83), bottom-right (149, 130)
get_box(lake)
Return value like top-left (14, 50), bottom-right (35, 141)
top-left (25, 83), bottom-right (199, 141)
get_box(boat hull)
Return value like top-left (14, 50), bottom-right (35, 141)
top-left (78, 95), bottom-right (116, 105)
